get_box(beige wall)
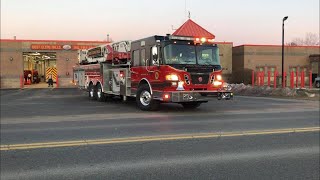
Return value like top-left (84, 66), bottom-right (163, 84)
top-left (232, 46), bottom-right (245, 83)
top-left (216, 43), bottom-right (233, 82)
top-left (0, 41), bottom-right (24, 88)
top-left (0, 40), bottom-right (105, 88)
top-left (232, 45), bottom-right (320, 84)
top-left (243, 46), bottom-right (318, 72)
top-left (217, 43), bottom-right (233, 74)
top-left (56, 51), bottom-right (78, 87)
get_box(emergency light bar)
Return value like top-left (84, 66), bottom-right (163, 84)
top-left (169, 35), bottom-right (195, 41)
top-left (169, 35), bottom-right (215, 43)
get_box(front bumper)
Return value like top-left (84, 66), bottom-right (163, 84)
top-left (154, 90), bottom-right (233, 103)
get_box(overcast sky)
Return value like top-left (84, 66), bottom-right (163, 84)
top-left (1, 0), bottom-right (319, 45)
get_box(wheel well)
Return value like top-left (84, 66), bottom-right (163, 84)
top-left (96, 81), bottom-right (103, 87)
top-left (138, 79), bottom-right (152, 94)
top-left (88, 81), bottom-right (93, 90)
top-left (138, 80), bottom-right (148, 87)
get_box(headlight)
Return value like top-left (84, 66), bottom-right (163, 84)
top-left (216, 75), bottom-right (222, 81)
top-left (166, 74), bottom-right (179, 81)
top-left (213, 81), bottom-right (223, 86)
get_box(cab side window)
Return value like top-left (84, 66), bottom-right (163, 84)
top-left (133, 50), bottom-right (140, 66)
top-left (140, 49), bottom-right (145, 66)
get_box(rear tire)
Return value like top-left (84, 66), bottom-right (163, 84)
top-left (88, 84), bottom-right (96, 100)
top-left (316, 81), bottom-right (320, 88)
top-left (136, 84), bottom-right (159, 111)
top-left (96, 83), bottom-right (105, 102)
top-left (181, 102), bottom-right (201, 109)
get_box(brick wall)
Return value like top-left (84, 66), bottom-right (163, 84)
top-left (0, 40), bottom-right (106, 89)
top-left (0, 41), bottom-right (23, 88)
top-left (232, 45), bottom-right (320, 84)
top-left (232, 46), bottom-right (245, 83)
top-left (216, 43), bottom-right (233, 82)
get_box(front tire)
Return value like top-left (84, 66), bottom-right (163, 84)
top-left (136, 84), bottom-right (159, 111)
top-left (181, 102), bottom-right (201, 109)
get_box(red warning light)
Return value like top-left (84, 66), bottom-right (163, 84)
top-left (120, 71), bottom-right (124, 78)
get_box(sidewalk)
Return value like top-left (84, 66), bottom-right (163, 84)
top-left (23, 83), bottom-right (56, 89)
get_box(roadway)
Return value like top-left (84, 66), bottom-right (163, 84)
top-left (1, 88), bottom-right (319, 179)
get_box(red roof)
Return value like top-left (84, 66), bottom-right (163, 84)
top-left (173, 19), bottom-right (215, 39)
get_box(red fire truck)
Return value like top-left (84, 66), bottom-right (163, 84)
top-left (73, 35), bottom-right (233, 110)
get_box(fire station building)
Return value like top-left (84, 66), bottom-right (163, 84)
top-left (0, 18), bottom-right (319, 89)
top-left (0, 39), bottom-right (107, 88)
top-left (0, 38), bottom-right (233, 89)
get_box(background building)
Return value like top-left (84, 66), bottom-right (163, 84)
top-left (0, 38), bottom-right (233, 89)
top-left (232, 45), bottom-right (320, 85)
top-left (0, 39), bottom-right (107, 88)
top-left (0, 19), bottom-right (235, 89)
top-left (1, 18), bottom-right (318, 89)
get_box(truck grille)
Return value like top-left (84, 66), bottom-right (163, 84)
top-left (191, 74), bottom-right (209, 84)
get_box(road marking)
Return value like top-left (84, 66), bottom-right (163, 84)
top-left (2, 108), bottom-right (319, 125)
top-left (1, 127), bottom-right (319, 151)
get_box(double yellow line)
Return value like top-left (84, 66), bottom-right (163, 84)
top-left (1, 127), bottom-right (319, 151)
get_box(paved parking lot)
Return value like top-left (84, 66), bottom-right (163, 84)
top-left (1, 88), bottom-right (319, 179)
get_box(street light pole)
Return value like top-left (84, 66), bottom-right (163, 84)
top-left (282, 16), bottom-right (288, 88)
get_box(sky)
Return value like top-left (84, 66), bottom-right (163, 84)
top-left (1, 0), bottom-right (319, 45)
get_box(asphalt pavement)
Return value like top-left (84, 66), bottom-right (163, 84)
top-left (1, 88), bottom-right (319, 180)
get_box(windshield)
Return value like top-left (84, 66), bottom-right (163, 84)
top-left (164, 44), bottom-right (196, 64)
top-left (196, 45), bottom-right (220, 65)
top-left (163, 44), bottom-right (220, 65)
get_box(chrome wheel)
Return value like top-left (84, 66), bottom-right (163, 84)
top-left (97, 88), bottom-right (102, 98)
top-left (140, 90), bottom-right (151, 106)
top-left (90, 88), bottom-right (94, 97)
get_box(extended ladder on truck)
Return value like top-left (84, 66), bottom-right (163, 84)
top-left (78, 41), bottom-right (131, 65)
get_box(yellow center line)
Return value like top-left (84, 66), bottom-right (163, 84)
top-left (1, 127), bottom-right (319, 151)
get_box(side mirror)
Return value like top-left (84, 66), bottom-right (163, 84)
top-left (152, 59), bottom-right (159, 66)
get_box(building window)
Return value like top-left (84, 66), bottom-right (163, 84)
top-left (311, 61), bottom-right (319, 74)
top-left (268, 67), bottom-right (276, 76)
top-left (290, 67), bottom-right (297, 73)
top-left (256, 66), bottom-right (276, 76)
top-left (301, 66), bottom-right (308, 74)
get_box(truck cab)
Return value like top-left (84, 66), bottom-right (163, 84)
top-left (130, 35), bottom-right (232, 110)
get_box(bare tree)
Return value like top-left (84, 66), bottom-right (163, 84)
top-left (287, 37), bottom-right (304, 46)
top-left (287, 32), bottom-right (319, 46)
top-left (304, 32), bottom-right (319, 46)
